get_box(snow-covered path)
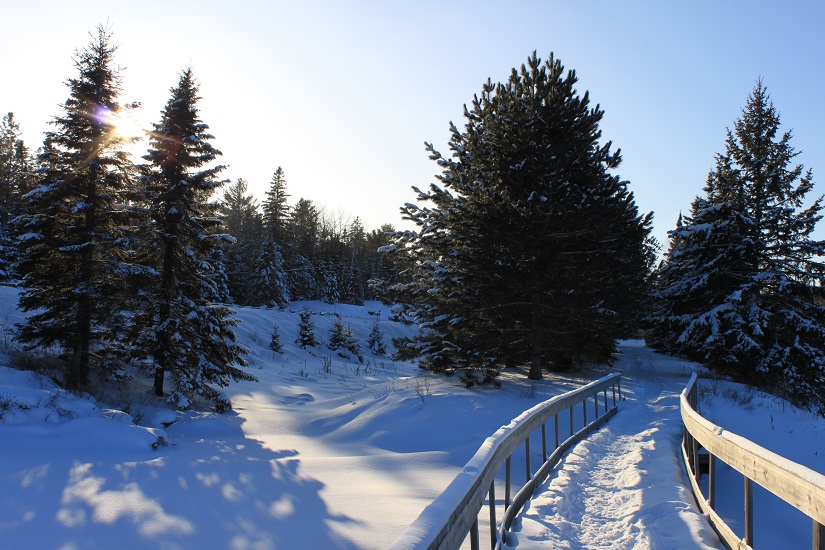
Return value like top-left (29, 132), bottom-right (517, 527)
top-left (507, 345), bottom-right (721, 549)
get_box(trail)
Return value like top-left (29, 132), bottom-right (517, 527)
top-left (506, 344), bottom-right (722, 550)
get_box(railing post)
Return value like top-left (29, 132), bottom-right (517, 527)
top-left (708, 454), bottom-right (715, 510)
top-left (744, 477), bottom-right (754, 548)
top-left (582, 398), bottom-right (587, 426)
top-left (525, 438), bottom-right (531, 482)
top-left (541, 423), bottom-right (547, 462)
top-left (813, 519), bottom-right (824, 550)
top-left (505, 457), bottom-right (511, 509)
top-left (603, 388), bottom-right (608, 413)
top-left (470, 518), bottom-right (480, 550)
top-left (618, 378), bottom-right (622, 401)
top-left (488, 481), bottom-right (497, 550)
top-left (593, 393), bottom-right (599, 419)
top-left (569, 406), bottom-right (574, 437)
top-left (554, 413), bottom-right (559, 449)
top-left (692, 437), bottom-right (700, 483)
top-left (612, 383), bottom-right (617, 407)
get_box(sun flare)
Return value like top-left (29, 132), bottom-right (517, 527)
top-left (110, 111), bottom-right (145, 140)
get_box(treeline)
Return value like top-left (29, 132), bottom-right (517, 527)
top-left (217, 175), bottom-right (399, 308)
top-left (0, 27), bottom-right (399, 410)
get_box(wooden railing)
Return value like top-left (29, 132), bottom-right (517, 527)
top-left (390, 372), bottom-right (622, 550)
top-left (681, 373), bottom-right (825, 550)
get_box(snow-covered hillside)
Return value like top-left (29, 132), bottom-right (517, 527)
top-left (0, 286), bottom-right (593, 549)
top-left (1, 285), bottom-right (822, 549)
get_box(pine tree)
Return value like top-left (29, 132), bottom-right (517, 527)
top-left (135, 67), bottom-right (253, 410)
top-left (295, 308), bottom-right (317, 348)
top-left (652, 81), bottom-right (825, 412)
top-left (0, 113), bottom-right (31, 281)
top-left (368, 320), bottom-right (387, 355)
top-left (262, 166), bottom-right (290, 242)
top-left (328, 314), bottom-right (361, 360)
top-left (219, 178), bottom-right (263, 304)
top-left (387, 52), bottom-right (652, 383)
top-left (269, 323), bottom-right (283, 353)
top-left (289, 198), bottom-right (320, 261)
top-left (16, 27), bottom-right (143, 388)
top-left (247, 240), bottom-right (289, 307)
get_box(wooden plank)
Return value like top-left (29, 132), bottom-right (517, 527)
top-left (525, 438), bottom-right (531, 483)
top-left (813, 519), bottom-right (824, 550)
top-left (744, 477), bottom-right (753, 547)
top-left (488, 482), bottom-right (496, 550)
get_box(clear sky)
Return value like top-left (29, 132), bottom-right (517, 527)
top-left (2, 1), bottom-right (824, 247)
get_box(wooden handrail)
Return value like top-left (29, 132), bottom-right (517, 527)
top-left (390, 372), bottom-right (621, 550)
top-left (681, 373), bottom-right (825, 550)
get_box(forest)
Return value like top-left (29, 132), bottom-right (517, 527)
top-left (2, 26), bottom-right (825, 416)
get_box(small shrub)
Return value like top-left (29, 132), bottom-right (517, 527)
top-left (368, 321), bottom-right (387, 355)
top-left (269, 323), bottom-right (284, 353)
top-left (328, 315), bottom-right (361, 361)
top-left (296, 308), bottom-right (318, 348)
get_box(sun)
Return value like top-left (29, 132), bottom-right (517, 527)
top-left (94, 105), bottom-right (145, 142)
top-left (110, 110), bottom-right (145, 141)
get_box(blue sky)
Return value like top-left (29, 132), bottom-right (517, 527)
top-left (3, 1), bottom-right (824, 247)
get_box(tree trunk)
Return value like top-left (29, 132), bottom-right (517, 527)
top-left (529, 284), bottom-right (543, 380)
top-left (69, 296), bottom-right (91, 388)
top-left (153, 367), bottom-right (165, 396)
top-left (154, 215), bottom-right (177, 398)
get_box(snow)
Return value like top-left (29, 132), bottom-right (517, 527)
top-left (509, 345), bottom-right (719, 549)
top-left (0, 287), bottom-right (821, 549)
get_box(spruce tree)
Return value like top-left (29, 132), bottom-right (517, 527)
top-left (16, 27), bottom-right (142, 388)
top-left (247, 240), bottom-right (289, 307)
top-left (652, 81), bottom-right (825, 412)
top-left (136, 67), bottom-right (253, 411)
top-left (328, 314), bottom-right (360, 360)
top-left (296, 308), bottom-right (317, 348)
top-left (368, 320), bottom-right (387, 355)
top-left (0, 113), bottom-right (31, 281)
top-left (387, 52), bottom-right (652, 383)
top-left (262, 166), bottom-right (290, 242)
top-left (269, 323), bottom-right (283, 353)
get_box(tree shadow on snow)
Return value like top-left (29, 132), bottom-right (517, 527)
top-left (0, 410), bottom-right (358, 549)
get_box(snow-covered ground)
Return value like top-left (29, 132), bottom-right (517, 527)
top-left (0, 284), bottom-right (822, 549)
top-left (0, 287), bottom-right (589, 549)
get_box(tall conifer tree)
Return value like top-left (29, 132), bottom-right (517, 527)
top-left (388, 52), bottom-right (652, 383)
top-left (17, 27), bottom-right (141, 388)
top-left (0, 112), bottom-right (32, 280)
top-left (652, 82), bottom-right (825, 412)
top-left (136, 68), bottom-right (253, 411)
top-left (262, 166), bottom-right (290, 242)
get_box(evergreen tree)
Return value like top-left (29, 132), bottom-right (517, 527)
top-left (365, 224), bottom-right (400, 301)
top-left (136, 67), bottom-right (253, 410)
top-left (262, 166), bottom-right (290, 242)
top-left (219, 178), bottom-right (263, 304)
top-left (247, 240), bottom-right (289, 307)
top-left (269, 323), bottom-right (283, 353)
top-left (289, 198), bottom-right (320, 260)
top-left (387, 52), bottom-right (652, 383)
top-left (651, 81), bottom-right (825, 412)
top-left (0, 112), bottom-right (31, 280)
top-left (368, 320), bottom-right (387, 355)
top-left (328, 314), bottom-right (361, 360)
top-left (16, 27), bottom-right (143, 388)
top-left (295, 308), bottom-right (317, 348)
